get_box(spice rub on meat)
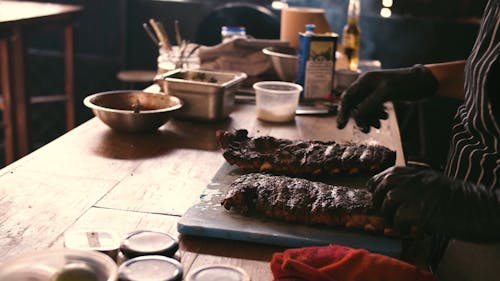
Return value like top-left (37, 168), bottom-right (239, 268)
top-left (222, 173), bottom-right (387, 234)
top-left (217, 129), bottom-right (396, 177)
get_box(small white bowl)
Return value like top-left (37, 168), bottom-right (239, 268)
top-left (253, 81), bottom-right (302, 123)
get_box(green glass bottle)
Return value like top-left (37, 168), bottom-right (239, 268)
top-left (342, 0), bottom-right (361, 71)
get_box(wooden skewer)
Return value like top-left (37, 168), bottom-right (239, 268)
top-left (174, 20), bottom-right (182, 47)
top-left (179, 39), bottom-right (187, 60)
top-left (142, 23), bottom-right (159, 46)
top-left (156, 21), bottom-right (172, 51)
top-left (186, 44), bottom-right (201, 58)
top-left (148, 19), bottom-right (170, 50)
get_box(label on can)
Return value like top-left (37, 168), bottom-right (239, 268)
top-left (297, 32), bottom-right (338, 100)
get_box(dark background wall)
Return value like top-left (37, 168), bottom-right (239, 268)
top-left (5, 0), bottom-right (487, 168)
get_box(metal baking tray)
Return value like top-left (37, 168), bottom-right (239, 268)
top-left (157, 69), bottom-right (247, 121)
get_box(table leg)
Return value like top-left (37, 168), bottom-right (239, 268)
top-left (64, 24), bottom-right (75, 130)
top-left (10, 27), bottom-right (30, 158)
top-left (0, 38), bottom-right (15, 164)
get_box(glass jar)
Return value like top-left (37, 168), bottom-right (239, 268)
top-left (157, 45), bottom-right (200, 75)
top-left (221, 26), bottom-right (247, 43)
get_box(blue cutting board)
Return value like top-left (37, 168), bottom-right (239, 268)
top-left (177, 162), bottom-right (402, 257)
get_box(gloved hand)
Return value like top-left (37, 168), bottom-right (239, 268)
top-left (367, 166), bottom-right (500, 241)
top-left (337, 65), bottom-right (439, 133)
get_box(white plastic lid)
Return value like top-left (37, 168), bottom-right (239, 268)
top-left (120, 230), bottom-right (178, 259)
top-left (64, 229), bottom-right (120, 260)
top-left (186, 265), bottom-right (250, 281)
top-left (118, 256), bottom-right (183, 281)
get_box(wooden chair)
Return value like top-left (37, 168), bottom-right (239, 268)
top-left (0, 36), bottom-right (15, 164)
top-left (195, 2), bottom-right (280, 46)
top-left (116, 69), bottom-right (157, 90)
top-left (0, 3), bottom-right (82, 164)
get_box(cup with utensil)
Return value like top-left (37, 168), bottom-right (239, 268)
top-left (143, 19), bottom-right (200, 74)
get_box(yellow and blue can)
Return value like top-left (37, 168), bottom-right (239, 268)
top-left (297, 24), bottom-right (338, 100)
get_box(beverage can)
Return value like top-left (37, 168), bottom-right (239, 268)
top-left (297, 24), bottom-right (338, 100)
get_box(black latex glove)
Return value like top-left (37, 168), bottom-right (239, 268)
top-left (367, 166), bottom-right (500, 241)
top-left (337, 65), bottom-right (439, 133)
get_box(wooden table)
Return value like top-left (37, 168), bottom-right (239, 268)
top-left (0, 96), bottom-right (404, 279)
top-left (0, 1), bottom-right (83, 163)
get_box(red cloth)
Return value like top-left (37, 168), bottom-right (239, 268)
top-left (270, 245), bottom-right (438, 281)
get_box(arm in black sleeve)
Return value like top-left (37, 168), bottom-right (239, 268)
top-left (368, 166), bottom-right (500, 241)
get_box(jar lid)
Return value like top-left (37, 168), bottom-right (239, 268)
top-left (221, 26), bottom-right (246, 33)
top-left (305, 24), bottom-right (316, 32)
top-left (186, 265), bottom-right (250, 281)
top-left (120, 230), bottom-right (179, 259)
top-left (118, 255), bottom-right (183, 281)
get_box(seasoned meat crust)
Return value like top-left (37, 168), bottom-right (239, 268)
top-left (222, 173), bottom-right (388, 234)
top-left (217, 129), bottom-right (396, 177)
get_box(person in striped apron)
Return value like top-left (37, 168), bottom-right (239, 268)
top-left (337, 1), bottom-right (499, 280)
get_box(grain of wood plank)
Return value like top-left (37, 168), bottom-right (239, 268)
top-left (9, 120), bottom-right (144, 180)
top-left (0, 99), bottom-right (405, 277)
top-left (50, 207), bottom-right (276, 280)
top-left (50, 207), bottom-right (180, 249)
top-left (181, 235), bottom-right (281, 280)
top-left (95, 149), bottom-right (224, 215)
top-left (0, 171), bottom-right (116, 260)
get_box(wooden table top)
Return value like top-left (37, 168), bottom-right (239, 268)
top-left (0, 95), bottom-right (404, 279)
top-left (0, 1), bottom-right (82, 28)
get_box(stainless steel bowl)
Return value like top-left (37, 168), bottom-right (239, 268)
top-left (157, 69), bottom-right (247, 121)
top-left (84, 91), bottom-right (182, 133)
top-left (263, 46), bottom-right (298, 82)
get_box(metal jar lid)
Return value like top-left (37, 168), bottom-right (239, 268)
top-left (120, 230), bottom-right (179, 259)
top-left (118, 255), bottom-right (183, 281)
top-left (186, 265), bottom-right (250, 281)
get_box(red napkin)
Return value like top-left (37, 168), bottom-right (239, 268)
top-left (271, 245), bottom-right (438, 281)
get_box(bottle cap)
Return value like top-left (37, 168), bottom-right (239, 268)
top-left (120, 230), bottom-right (179, 259)
top-left (221, 26), bottom-right (246, 33)
top-left (305, 24), bottom-right (316, 32)
top-left (118, 255), bottom-right (183, 281)
top-left (186, 265), bottom-right (250, 281)
top-left (221, 26), bottom-right (247, 42)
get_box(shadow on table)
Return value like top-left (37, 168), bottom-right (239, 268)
top-left (180, 235), bottom-right (284, 262)
top-left (92, 117), bottom-right (235, 160)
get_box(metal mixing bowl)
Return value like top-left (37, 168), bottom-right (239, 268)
top-left (84, 91), bottom-right (182, 133)
top-left (263, 46), bottom-right (298, 82)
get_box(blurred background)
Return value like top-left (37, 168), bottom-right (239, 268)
top-left (0, 0), bottom-right (488, 168)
